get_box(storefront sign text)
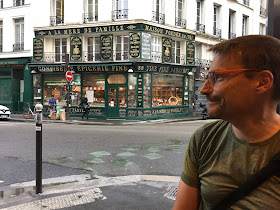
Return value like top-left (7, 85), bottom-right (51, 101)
top-left (127, 107), bottom-right (189, 117)
top-left (70, 36), bottom-right (82, 61)
top-left (129, 32), bottom-right (141, 59)
top-left (33, 38), bottom-right (44, 62)
top-left (141, 33), bottom-right (151, 60)
top-left (33, 65), bottom-right (130, 72)
top-left (101, 35), bottom-right (113, 61)
top-left (138, 74), bottom-right (143, 107)
top-left (136, 65), bottom-right (191, 74)
top-left (186, 42), bottom-right (195, 65)
top-left (162, 37), bottom-right (172, 63)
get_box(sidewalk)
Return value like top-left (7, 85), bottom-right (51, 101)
top-left (0, 175), bottom-right (180, 209)
top-left (10, 113), bottom-right (204, 126)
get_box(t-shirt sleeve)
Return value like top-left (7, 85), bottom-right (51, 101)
top-left (181, 129), bottom-right (202, 188)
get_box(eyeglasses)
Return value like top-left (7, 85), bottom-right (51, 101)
top-left (205, 69), bottom-right (262, 84)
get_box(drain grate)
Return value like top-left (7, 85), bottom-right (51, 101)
top-left (164, 186), bottom-right (177, 200)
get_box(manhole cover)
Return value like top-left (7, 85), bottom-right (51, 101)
top-left (164, 186), bottom-right (177, 200)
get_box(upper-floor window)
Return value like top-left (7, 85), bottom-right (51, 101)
top-left (55, 38), bottom-right (67, 62)
top-left (175, 0), bottom-right (186, 28)
top-left (259, 23), bottom-right (266, 35)
top-left (196, 0), bottom-right (205, 33)
top-left (229, 10), bottom-right (236, 39)
top-left (243, 0), bottom-right (249, 6)
top-left (213, 6), bottom-right (221, 37)
top-left (152, 0), bottom-right (165, 24)
top-left (84, 0), bottom-right (98, 23)
top-left (14, 0), bottom-right (24, 6)
top-left (14, 18), bottom-right (24, 51)
top-left (112, 0), bottom-right (128, 20)
top-left (115, 35), bottom-right (128, 61)
top-left (242, 15), bottom-right (248, 36)
top-left (51, 0), bottom-right (64, 25)
top-left (172, 40), bottom-right (181, 64)
top-left (0, 21), bottom-right (2, 52)
top-left (87, 37), bottom-right (100, 61)
top-left (151, 35), bottom-right (161, 62)
top-left (260, 0), bottom-right (266, 16)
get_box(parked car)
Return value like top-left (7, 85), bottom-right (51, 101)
top-left (0, 105), bottom-right (11, 119)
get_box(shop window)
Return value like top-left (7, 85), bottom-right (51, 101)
top-left (70, 74), bottom-right (81, 106)
top-left (143, 74), bottom-right (151, 108)
top-left (152, 74), bottom-right (183, 107)
top-left (33, 74), bottom-right (42, 104)
top-left (82, 73), bottom-right (105, 107)
top-left (43, 74), bottom-right (67, 106)
top-left (107, 74), bottom-right (126, 84)
top-left (127, 73), bottom-right (137, 108)
top-left (118, 86), bottom-right (127, 107)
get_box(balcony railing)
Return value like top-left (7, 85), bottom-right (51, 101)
top-left (112, 9), bottom-right (128, 21)
top-left (13, 0), bottom-right (24, 6)
top-left (195, 58), bottom-right (212, 69)
top-left (0, 44), bottom-right (2, 52)
top-left (243, 0), bottom-right (249, 6)
top-left (196, 23), bottom-right (205, 33)
top-left (0, 0), bottom-right (3, 9)
top-left (151, 51), bottom-right (162, 63)
top-left (83, 51), bottom-right (101, 62)
top-left (84, 13), bottom-right (98, 23)
top-left (175, 17), bottom-right (186, 28)
top-left (13, 43), bottom-right (24, 51)
top-left (152, 11), bottom-right (165, 24)
top-left (114, 50), bottom-right (129, 61)
top-left (43, 53), bottom-right (68, 63)
top-left (228, 32), bottom-right (236, 39)
top-left (260, 6), bottom-right (267, 16)
top-left (50, 16), bottom-right (64, 26)
top-left (213, 28), bottom-right (222, 38)
top-left (171, 54), bottom-right (186, 65)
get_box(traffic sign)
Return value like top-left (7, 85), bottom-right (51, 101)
top-left (66, 71), bottom-right (73, 82)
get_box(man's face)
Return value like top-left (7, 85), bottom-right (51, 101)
top-left (200, 52), bottom-right (257, 120)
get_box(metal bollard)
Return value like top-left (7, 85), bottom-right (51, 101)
top-left (35, 104), bottom-right (43, 194)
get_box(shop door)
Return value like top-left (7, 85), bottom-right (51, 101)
top-left (107, 86), bottom-right (127, 118)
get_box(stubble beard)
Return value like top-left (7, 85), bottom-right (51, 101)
top-left (207, 97), bottom-right (225, 119)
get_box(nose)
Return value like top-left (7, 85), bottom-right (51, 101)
top-left (200, 80), bottom-right (213, 95)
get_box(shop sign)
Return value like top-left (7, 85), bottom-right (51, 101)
top-left (0, 58), bottom-right (28, 68)
top-left (33, 65), bottom-right (130, 72)
top-left (34, 23), bottom-right (194, 41)
top-left (129, 32), bottom-right (141, 59)
top-left (33, 38), bottom-right (44, 62)
top-left (100, 35), bottom-right (113, 61)
top-left (70, 36), bottom-right (82, 61)
top-left (136, 65), bottom-right (191, 74)
top-left (138, 74), bottom-right (143, 107)
top-left (141, 33), bottom-right (151, 60)
top-left (162, 37), bottom-right (172, 63)
top-left (127, 107), bottom-right (189, 117)
top-left (186, 42), bottom-right (195, 65)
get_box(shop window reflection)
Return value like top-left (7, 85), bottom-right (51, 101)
top-left (82, 73), bottom-right (105, 107)
top-left (152, 74), bottom-right (183, 107)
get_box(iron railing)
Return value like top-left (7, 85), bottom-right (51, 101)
top-left (260, 6), bottom-right (267, 16)
top-left (171, 54), bottom-right (185, 64)
top-left (83, 13), bottom-right (98, 23)
top-left (83, 51), bottom-right (101, 62)
top-left (213, 28), bottom-right (222, 38)
top-left (175, 17), bottom-right (186, 28)
top-left (0, 44), bottom-right (2, 52)
top-left (228, 32), bottom-right (236, 39)
top-left (112, 9), bottom-right (128, 21)
top-left (13, 0), bottom-right (24, 6)
top-left (152, 11), bottom-right (165, 24)
top-left (43, 52), bottom-right (69, 63)
top-left (196, 23), bottom-right (205, 33)
top-left (114, 50), bottom-right (129, 61)
top-left (50, 16), bottom-right (64, 26)
top-left (151, 51), bottom-right (162, 63)
top-left (13, 43), bottom-right (24, 51)
top-left (243, 0), bottom-right (249, 6)
top-left (195, 58), bottom-right (212, 69)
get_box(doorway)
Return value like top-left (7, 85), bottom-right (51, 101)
top-left (107, 86), bottom-right (127, 118)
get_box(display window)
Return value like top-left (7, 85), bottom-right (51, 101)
top-left (43, 74), bottom-right (67, 106)
top-left (43, 74), bottom-right (81, 106)
top-left (82, 73), bottom-right (105, 107)
top-left (152, 74), bottom-right (183, 107)
top-left (127, 73), bottom-right (137, 108)
top-left (143, 74), bottom-right (151, 108)
top-left (33, 74), bottom-right (42, 104)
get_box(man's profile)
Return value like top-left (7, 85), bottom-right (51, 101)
top-left (173, 35), bottom-right (280, 209)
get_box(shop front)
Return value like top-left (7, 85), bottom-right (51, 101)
top-left (0, 57), bottom-right (31, 113)
top-left (30, 63), bottom-right (194, 120)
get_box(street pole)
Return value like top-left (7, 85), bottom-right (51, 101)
top-left (35, 104), bottom-right (43, 194)
top-left (66, 81), bottom-right (70, 120)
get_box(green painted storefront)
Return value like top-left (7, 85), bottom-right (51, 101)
top-left (0, 57), bottom-right (32, 113)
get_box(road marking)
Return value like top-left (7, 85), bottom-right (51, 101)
top-left (0, 180), bottom-right (3, 183)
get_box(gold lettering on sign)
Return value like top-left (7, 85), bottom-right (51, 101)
top-left (64, 30), bottom-right (68, 34)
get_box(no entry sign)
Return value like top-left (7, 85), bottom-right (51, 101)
top-left (66, 71), bottom-right (73, 82)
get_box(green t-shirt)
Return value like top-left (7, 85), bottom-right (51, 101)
top-left (181, 120), bottom-right (280, 210)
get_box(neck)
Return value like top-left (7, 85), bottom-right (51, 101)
top-left (231, 111), bottom-right (280, 143)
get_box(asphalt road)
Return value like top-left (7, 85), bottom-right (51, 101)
top-left (0, 120), bottom-right (209, 186)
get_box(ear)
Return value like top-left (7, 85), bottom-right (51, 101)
top-left (256, 70), bottom-right (274, 94)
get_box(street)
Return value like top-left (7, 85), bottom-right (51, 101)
top-left (0, 120), bottom-right (209, 186)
